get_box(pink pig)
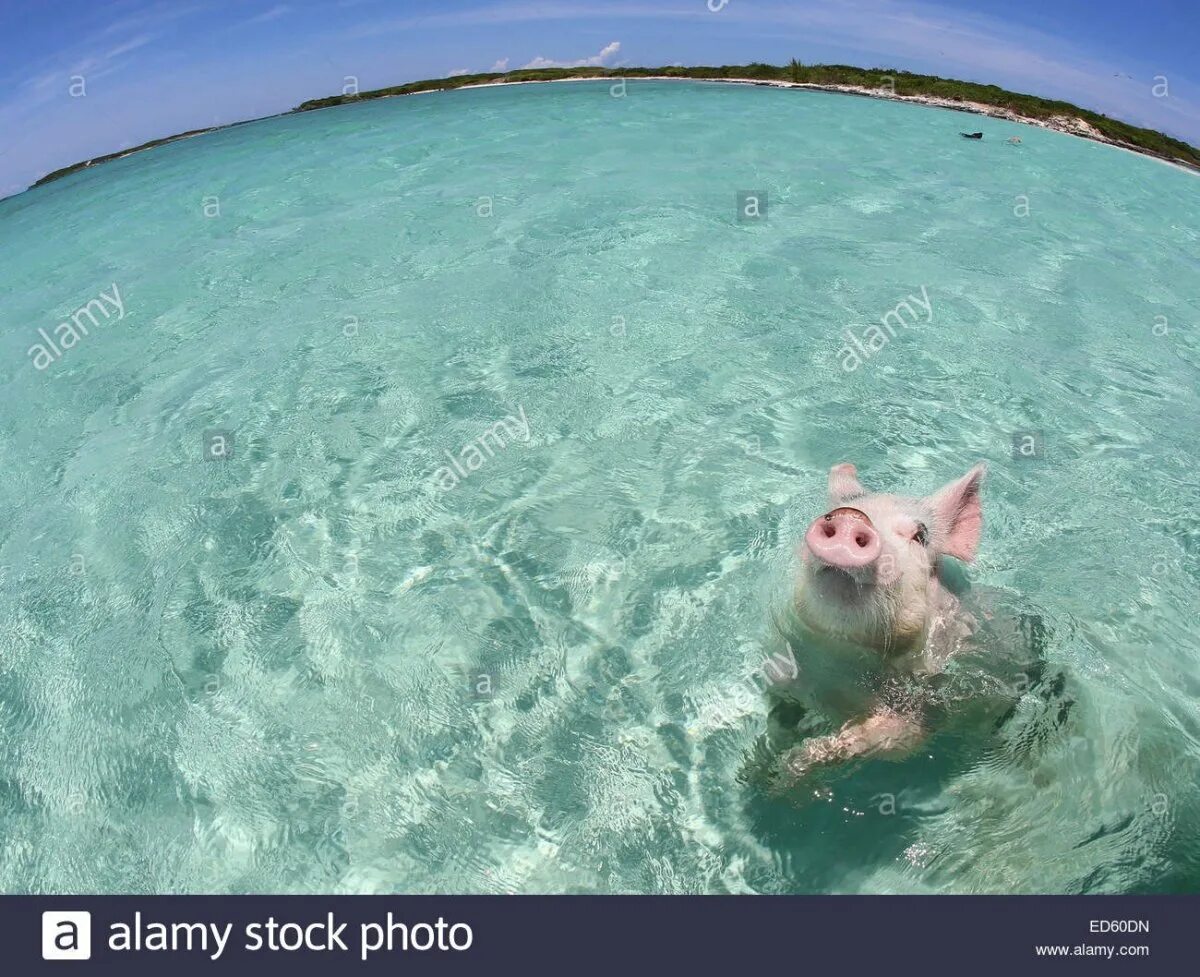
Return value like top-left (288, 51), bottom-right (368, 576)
top-left (777, 460), bottom-right (988, 779)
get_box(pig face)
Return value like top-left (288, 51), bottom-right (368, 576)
top-left (795, 462), bottom-right (986, 653)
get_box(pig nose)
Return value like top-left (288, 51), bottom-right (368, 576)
top-left (804, 507), bottom-right (882, 571)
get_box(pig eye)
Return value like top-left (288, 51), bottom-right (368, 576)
top-left (912, 522), bottom-right (929, 546)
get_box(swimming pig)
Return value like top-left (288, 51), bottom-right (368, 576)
top-left (774, 461), bottom-right (989, 779)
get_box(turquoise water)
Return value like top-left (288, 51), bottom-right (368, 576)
top-left (1, 79), bottom-right (1198, 894)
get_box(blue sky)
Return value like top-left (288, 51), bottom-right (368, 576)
top-left (1, 0), bottom-right (1198, 198)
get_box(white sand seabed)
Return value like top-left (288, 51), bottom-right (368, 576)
top-left (404, 74), bottom-right (1199, 176)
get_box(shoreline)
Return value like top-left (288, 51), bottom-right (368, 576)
top-left (14, 70), bottom-right (1200, 197)
top-left (400, 74), bottom-right (1200, 176)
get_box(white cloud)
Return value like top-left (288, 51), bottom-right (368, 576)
top-left (522, 40), bottom-right (620, 70)
top-left (491, 58), bottom-right (510, 72)
top-left (448, 68), bottom-right (471, 77)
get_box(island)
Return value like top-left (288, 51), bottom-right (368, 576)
top-left (28, 62), bottom-right (1200, 191)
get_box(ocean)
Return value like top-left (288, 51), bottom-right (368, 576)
top-left (0, 79), bottom-right (1197, 893)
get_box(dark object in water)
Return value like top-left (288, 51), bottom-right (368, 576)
top-left (960, 131), bottom-right (984, 139)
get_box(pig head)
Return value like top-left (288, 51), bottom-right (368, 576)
top-left (796, 462), bottom-right (987, 654)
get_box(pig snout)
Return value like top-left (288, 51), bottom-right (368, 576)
top-left (804, 507), bottom-right (881, 571)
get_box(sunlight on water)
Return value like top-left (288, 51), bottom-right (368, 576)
top-left (0, 80), bottom-right (1197, 894)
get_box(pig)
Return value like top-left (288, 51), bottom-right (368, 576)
top-left (768, 461), bottom-right (991, 782)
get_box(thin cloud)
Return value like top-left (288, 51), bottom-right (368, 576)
top-left (242, 5), bottom-right (292, 27)
top-left (93, 1), bottom-right (213, 40)
top-left (2, 1), bottom-right (211, 98)
top-left (104, 33), bottom-right (156, 60)
top-left (340, 2), bottom-right (694, 40)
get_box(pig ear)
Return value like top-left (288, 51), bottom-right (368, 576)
top-left (828, 462), bottom-right (867, 503)
top-left (925, 463), bottom-right (986, 562)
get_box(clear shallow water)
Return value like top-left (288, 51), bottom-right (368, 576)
top-left (1, 79), bottom-right (1198, 894)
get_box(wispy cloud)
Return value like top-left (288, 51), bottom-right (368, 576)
top-left (522, 40), bottom-right (620, 70)
top-left (491, 58), bottom-right (510, 72)
top-left (3, 1), bottom-right (211, 100)
top-left (104, 33), bottom-right (157, 60)
top-left (94, 1), bottom-right (212, 36)
top-left (340, 2), bottom-right (692, 40)
top-left (242, 4), bottom-right (291, 27)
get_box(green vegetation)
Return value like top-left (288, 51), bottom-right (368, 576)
top-left (294, 62), bottom-right (1200, 168)
top-left (30, 122), bottom-right (255, 189)
top-left (292, 67), bottom-right (607, 110)
top-left (27, 61), bottom-right (1200, 190)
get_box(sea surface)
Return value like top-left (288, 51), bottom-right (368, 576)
top-left (0, 79), bottom-right (1198, 894)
